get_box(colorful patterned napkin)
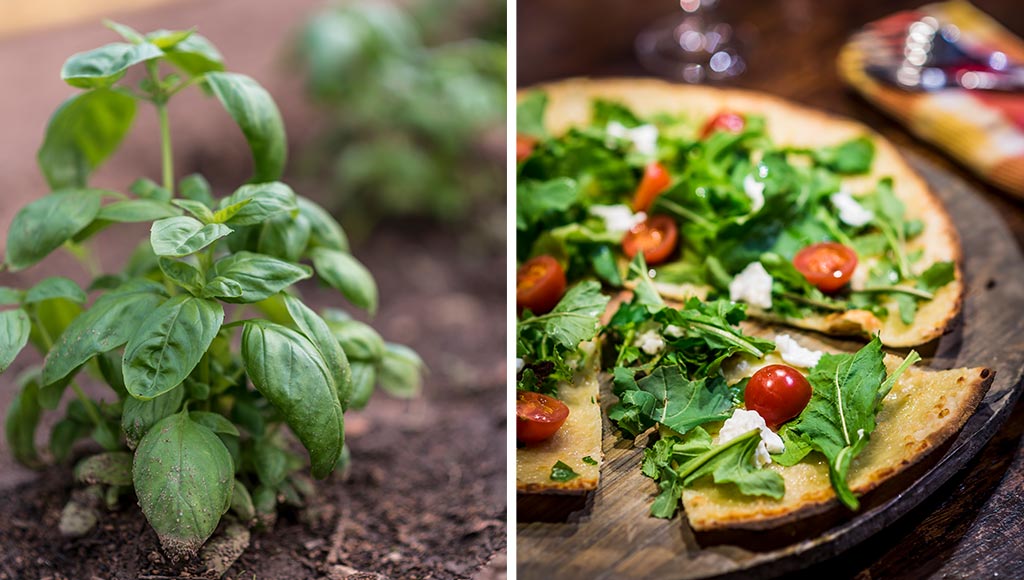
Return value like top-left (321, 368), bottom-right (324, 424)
top-left (839, 1), bottom-right (1024, 198)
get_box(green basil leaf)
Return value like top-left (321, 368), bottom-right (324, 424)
top-left (253, 439), bottom-right (289, 487)
top-left (310, 248), bottom-right (378, 314)
top-left (258, 214), bottom-right (310, 263)
top-left (217, 182), bottom-right (297, 226)
top-left (50, 418), bottom-right (91, 463)
top-left (150, 216), bottom-right (232, 257)
top-left (97, 199), bottom-right (180, 223)
top-left (133, 411), bottom-right (233, 560)
top-left (188, 411), bottom-right (240, 437)
top-left (163, 34), bottom-right (224, 77)
top-left (123, 295), bottom-right (224, 400)
top-left (283, 294), bottom-right (353, 408)
top-left (104, 20), bottom-right (145, 44)
top-left (61, 42), bottom-right (163, 88)
top-left (42, 281), bottom-right (167, 386)
top-left (205, 252), bottom-right (312, 304)
top-left (205, 72), bottom-right (286, 182)
top-left (122, 383), bottom-right (185, 450)
top-left (178, 173), bottom-right (215, 207)
top-left (28, 297), bottom-right (83, 355)
top-left (74, 451), bottom-right (133, 485)
top-left (24, 277), bottom-right (87, 305)
top-left (0, 288), bottom-right (24, 306)
top-left (5, 189), bottom-right (105, 271)
top-left (347, 361), bottom-right (377, 411)
top-left (241, 320), bottom-right (344, 479)
top-left (130, 177), bottom-right (172, 202)
top-left (38, 89), bottom-right (136, 189)
top-left (158, 258), bottom-right (204, 295)
top-left (297, 196), bottom-right (348, 252)
top-left (326, 317), bottom-right (385, 362)
top-left (0, 309), bottom-right (31, 375)
top-left (144, 28), bottom-right (194, 49)
top-left (378, 343), bottom-right (423, 398)
top-left (172, 199), bottom-right (216, 223)
top-left (230, 479), bottom-right (255, 522)
top-left (5, 373), bottom-right (42, 468)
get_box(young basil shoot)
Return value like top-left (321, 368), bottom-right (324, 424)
top-left (0, 22), bottom-right (423, 563)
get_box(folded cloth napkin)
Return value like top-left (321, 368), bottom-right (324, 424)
top-left (839, 1), bottom-right (1024, 198)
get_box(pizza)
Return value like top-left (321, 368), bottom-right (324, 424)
top-left (515, 78), bottom-right (991, 529)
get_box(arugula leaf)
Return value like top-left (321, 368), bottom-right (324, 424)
top-left (550, 460), bottom-right (579, 482)
top-left (517, 91), bottom-right (548, 139)
top-left (917, 261), bottom-right (956, 292)
top-left (642, 427), bottom-right (784, 519)
top-left (582, 455), bottom-right (598, 465)
top-left (608, 366), bottom-right (733, 437)
top-left (811, 137), bottom-right (875, 175)
top-left (592, 99), bottom-right (643, 128)
top-left (788, 337), bottom-right (919, 509)
top-left (518, 281), bottom-right (609, 350)
top-left (516, 178), bottom-right (580, 232)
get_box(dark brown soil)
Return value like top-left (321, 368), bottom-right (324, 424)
top-left (0, 0), bottom-right (508, 578)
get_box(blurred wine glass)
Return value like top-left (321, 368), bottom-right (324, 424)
top-left (635, 0), bottom-right (745, 83)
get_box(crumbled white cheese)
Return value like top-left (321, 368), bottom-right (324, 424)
top-left (734, 358), bottom-right (751, 375)
top-left (515, 358), bottom-right (524, 372)
top-left (664, 324), bottom-right (684, 338)
top-left (857, 428), bottom-right (865, 440)
top-left (742, 174), bottom-right (766, 213)
top-left (830, 190), bottom-right (874, 227)
top-left (634, 329), bottom-right (666, 355)
top-left (729, 262), bottom-right (773, 309)
top-left (717, 408), bottom-right (785, 468)
top-left (589, 204), bottom-right (646, 236)
top-left (607, 121), bottom-right (659, 157)
top-left (774, 334), bottom-right (824, 369)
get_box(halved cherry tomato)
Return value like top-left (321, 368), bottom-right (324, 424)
top-left (700, 111), bottom-right (745, 138)
top-left (622, 215), bottom-right (678, 265)
top-left (793, 242), bottom-right (858, 294)
top-left (517, 134), bottom-right (538, 162)
top-left (516, 255), bottom-right (566, 314)
top-left (632, 161), bottom-right (672, 212)
top-left (517, 390), bottom-right (570, 445)
top-left (745, 364), bottom-right (812, 429)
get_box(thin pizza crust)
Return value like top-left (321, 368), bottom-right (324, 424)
top-left (522, 78), bottom-right (963, 347)
top-left (680, 324), bottom-right (993, 531)
top-left (517, 340), bottom-right (604, 494)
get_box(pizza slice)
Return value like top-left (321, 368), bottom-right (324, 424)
top-left (517, 78), bottom-right (962, 347)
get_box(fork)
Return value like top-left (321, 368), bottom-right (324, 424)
top-left (855, 12), bottom-right (1024, 92)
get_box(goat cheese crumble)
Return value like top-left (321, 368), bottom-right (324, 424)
top-left (729, 262), bottom-right (773, 309)
top-left (774, 334), bottom-right (824, 369)
top-left (634, 329), bottom-right (666, 355)
top-left (515, 358), bottom-right (524, 372)
top-left (589, 204), bottom-right (646, 235)
top-left (830, 190), bottom-right (874, 227)
top-left (607, 121), bottom-right (659, 157)
top-left (742, 174), bottom-right (766, 213)
top-left (717, 408), bottom-right (785, 468)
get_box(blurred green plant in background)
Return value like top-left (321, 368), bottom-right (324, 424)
top-left (295, 0), bottom-right (506, 237)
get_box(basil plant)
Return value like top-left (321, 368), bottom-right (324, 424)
top-left (0, 22), bottom-right (422, 561)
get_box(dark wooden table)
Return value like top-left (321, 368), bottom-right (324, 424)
top-left (518, 0), bottom-right (1024, 576)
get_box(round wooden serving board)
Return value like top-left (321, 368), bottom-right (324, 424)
top-left (517, 152), bottom-right (1024, 579)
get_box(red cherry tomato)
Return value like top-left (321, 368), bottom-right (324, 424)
top-left (622, 215), bottom-right (678, 265)
top-left (793, 242), bottom-right (859, 293)
top-left (632, 161), bottom-right (672, 212)
top-left (517, 134), bottom-right (538, 162)
top-left (745, 364), bottom-right (812, 429)
top-left (516, 255), bottom-right (567, 314)
top-left (700, 111), bottom-right (746, 138)
top-left (517, 390), bottom-right (570, 445)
